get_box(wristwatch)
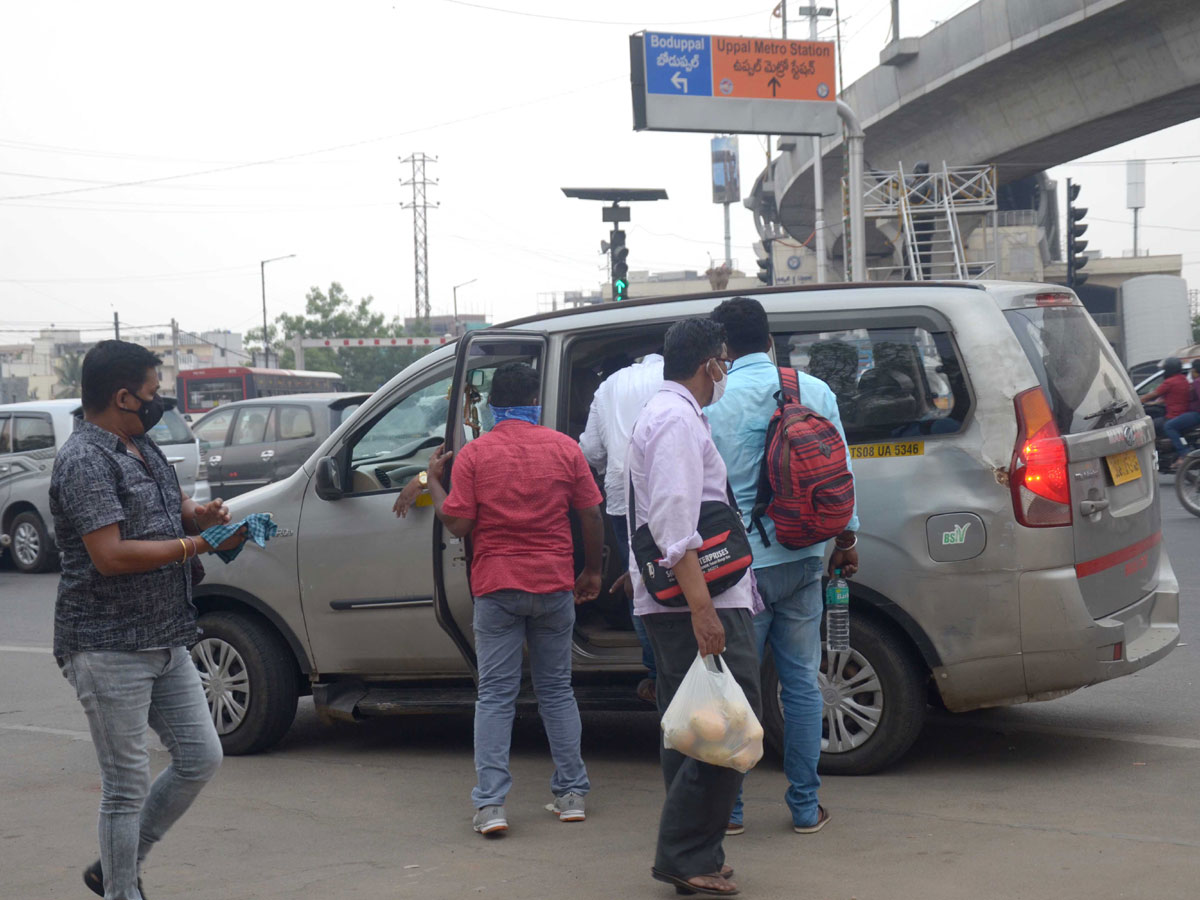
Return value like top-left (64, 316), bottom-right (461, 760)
top-left (417, 470), bottom-right (429, 491)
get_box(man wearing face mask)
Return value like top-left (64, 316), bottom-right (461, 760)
top-left (50, 340), bottom-right (246, 900)
top-left (423, 361), bottom-right (606, 836)
top-left (627, 318), bottom-right (761, 897)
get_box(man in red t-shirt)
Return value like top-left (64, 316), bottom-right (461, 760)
top-left (1140, 357), bottom-right (1191, 455)
top-left (426, 361), bottom-right (604, 836)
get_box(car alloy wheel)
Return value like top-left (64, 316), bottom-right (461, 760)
top-left (192, 637), bottom-right (251, 735)
top-left (13, 520), bottom-right (40, 568)
top-left (819, 647), bottom-right (884, 753)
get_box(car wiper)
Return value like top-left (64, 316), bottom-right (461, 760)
top-left (1083, 400), bottom-right (1129, 428)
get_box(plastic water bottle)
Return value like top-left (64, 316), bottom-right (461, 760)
top-left (825, 569), bottom-right (851, 652)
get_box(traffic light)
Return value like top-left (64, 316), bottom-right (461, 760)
top-left (610, 229), bottom-right (629, 301)
top-left (756, 238), bottom-right (774, 285)
top-left (1066, 179), bottom-right (1089, 288)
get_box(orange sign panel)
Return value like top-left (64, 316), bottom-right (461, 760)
top-left (710, 37), bottom-right (836, 102)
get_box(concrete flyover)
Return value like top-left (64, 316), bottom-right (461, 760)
top-left (752, 0), bottom-right (1200, 263)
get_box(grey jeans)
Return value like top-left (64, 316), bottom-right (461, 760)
top-left (61, 647), bottom-right (223, 900)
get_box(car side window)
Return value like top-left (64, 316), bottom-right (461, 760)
top-left (231, 407), bottom-right (274, 447)
top-left (279, 406), bottom-right (316, 441)
top-left (194, 408), bottom-right (236, 451)
top-left (0, 416), bottom-right (11, 454)
top-left (13, 415), bottom-right (54, 452)
top-left (351, 370), bottom-right (454, 465)
top-left (776, 325), bottom-right (971, 445)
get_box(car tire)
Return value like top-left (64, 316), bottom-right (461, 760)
top-left (1174, 455), bottom-right (1200, 517)
top-left (10, 510), bottom-right (55, 573)
top-left (192, 610), bottom-right (299, 756)
top-left (760, 611), bottom-right (927, 776)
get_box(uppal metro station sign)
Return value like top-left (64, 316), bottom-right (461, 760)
top-left (631, 31), bottom-right (839, 135)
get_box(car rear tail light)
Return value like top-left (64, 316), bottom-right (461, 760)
top-left (1034, 291), bottom-right (1075, 307)
top-left (1011, 387), bottom-right (1072, 527)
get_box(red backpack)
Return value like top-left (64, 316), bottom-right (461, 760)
top-left (750, 368), bottom-right (856, 550)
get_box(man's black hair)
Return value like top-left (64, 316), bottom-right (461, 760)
top-left (81, 340), bottom-right (162, 413)
top-left (489, 361), bottom-right (540, 407)
top-left (711, 296), bottom-right (769, 357)
top-left (662, 318), bottom-right (726, 381)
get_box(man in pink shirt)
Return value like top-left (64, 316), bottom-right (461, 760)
top-left (628, 318), bottom-right (761, 897)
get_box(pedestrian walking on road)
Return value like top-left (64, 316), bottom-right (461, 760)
top-left (578, 349), bottom-right (663, 702)
top-left (707, 297), bottom-right (860, 837)
top-left (627, 318), bottom-right (762, 897)
top-left (423, 361), bottom-right (606, 836)
top-left (51, 339), bottom-right (246, 900)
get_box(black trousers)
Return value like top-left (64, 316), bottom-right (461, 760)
top-left (641, 607), bottom-right (763, 878)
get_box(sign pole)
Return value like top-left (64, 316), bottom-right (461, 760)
top-left (836, 99), bottom-right (865, 281)
top-left (809, 8), bottom-right (827, 283)
top-left (723, 201), bottom-right (732, 267)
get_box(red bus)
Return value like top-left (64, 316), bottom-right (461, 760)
top-left (175, 367), bottom-right (343, 416)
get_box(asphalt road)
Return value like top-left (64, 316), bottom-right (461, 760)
top-left (2, 488), bottom-right (1199, 899)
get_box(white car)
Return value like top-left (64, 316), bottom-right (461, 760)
top-left (0, 398), bottom-right (206, 573)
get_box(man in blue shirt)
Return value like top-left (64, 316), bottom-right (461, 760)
top-left (707, 297), bottom-right (860, 836)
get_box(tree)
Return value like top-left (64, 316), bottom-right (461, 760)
top-left (273, 283), bottom-right (434, 392)
top-left (54, 350), bottom-right (84, 398)
top-left (1192, 313), bottom-right (1200, 344)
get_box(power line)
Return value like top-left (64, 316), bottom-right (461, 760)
top-left (0, 76), bottom-right (622, 204)
top-left (437, 0), bottom-right (762, 26)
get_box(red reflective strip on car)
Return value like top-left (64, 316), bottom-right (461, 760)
top-left (1075, 531), bottom-right (1162, 579)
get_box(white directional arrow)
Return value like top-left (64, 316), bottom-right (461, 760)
top-left (671, 71), bottom-right (688, 93)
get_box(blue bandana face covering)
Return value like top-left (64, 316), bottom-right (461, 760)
top-left (489, 404), bottom-right (541, 425)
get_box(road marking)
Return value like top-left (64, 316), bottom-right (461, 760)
top-left (0, 723), bottom-right (92, 741)
top-left (940, 716), bottom-right (1200, 750)
top-left (0, 644), bottom-right (52, 654)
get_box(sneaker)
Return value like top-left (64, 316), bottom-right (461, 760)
top-left (473, 805), bottom-right (508, 835)
top-left (552, 792), bottom-right (586, 822)
top-left (725, 821), bottom-right (745, 836)
top-left (793, 805), bottom-right (831, 834)
top-left (84, 860), bottom-right (147, 898)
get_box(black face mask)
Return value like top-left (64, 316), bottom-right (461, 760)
top-left (124, 392), bottom-right (165, 433)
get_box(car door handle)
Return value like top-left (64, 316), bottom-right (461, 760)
top-left (166, 456), bottom-right (185, 464)
top-left (260, 450), bottom-right (275, 460)
top-left (1080, 498), bottom-right (1110, 516)
top-left (208, 455), bottom-right (222, 464)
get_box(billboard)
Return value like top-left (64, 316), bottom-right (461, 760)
top-left (711, 136), bottom-right (740, 205)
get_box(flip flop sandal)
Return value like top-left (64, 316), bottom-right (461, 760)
top-left (651, 868), bottom-right (740, 896)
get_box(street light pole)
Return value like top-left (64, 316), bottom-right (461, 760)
top-left (452, 278), bottom-right (477, 336)
top-left (260, 254), bottom-right (296, 367)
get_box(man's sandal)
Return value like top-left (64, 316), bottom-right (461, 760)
top-left (651, 868), bottom-right (739, 896)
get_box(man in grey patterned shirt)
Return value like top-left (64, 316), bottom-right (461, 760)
top-left (51, 340), bottom-right (245, 900)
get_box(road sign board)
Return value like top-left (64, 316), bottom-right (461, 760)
top-left (644, 33), bottom-right (713, 98)
top-left (631, 31), bottom-right (839, 136)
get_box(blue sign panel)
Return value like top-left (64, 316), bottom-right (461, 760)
top-left (644, 32), bottom-right (713, 98)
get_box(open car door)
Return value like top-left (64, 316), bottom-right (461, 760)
top-left (432, 329), bottom-right (549, 675)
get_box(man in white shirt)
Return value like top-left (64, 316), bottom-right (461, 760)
top-left (579, 352), bottom-right (663, 700)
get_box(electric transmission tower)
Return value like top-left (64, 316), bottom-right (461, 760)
top-left (401, 153), bottom-right (438, 320)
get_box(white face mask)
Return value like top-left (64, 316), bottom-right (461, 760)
top-left (708, 359), bottom-right (728, 405)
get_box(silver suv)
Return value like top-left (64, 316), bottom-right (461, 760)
top-left (200, 283), bottom-right (1178, 774)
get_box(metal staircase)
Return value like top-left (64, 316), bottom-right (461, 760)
top-left (859, 163), bottom-right (998, 281)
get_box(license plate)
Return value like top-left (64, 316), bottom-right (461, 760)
top-left (1105, 449), bottom-right (1142, 486)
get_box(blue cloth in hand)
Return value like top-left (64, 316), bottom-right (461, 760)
top-left (201, 513), bottom-right (277, 563)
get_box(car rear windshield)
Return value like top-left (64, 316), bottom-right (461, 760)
top-left (1004, 306), bottom-right (1140, 434)
top-left (146, 408), bottom-right (195, 446)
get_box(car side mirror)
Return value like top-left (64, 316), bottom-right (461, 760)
top-left (315, 456), bottom-right (343, 500)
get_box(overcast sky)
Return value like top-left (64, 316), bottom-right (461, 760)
top-left (2, 0), bottom-right (1197, 349)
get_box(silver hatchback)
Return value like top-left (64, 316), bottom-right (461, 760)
top-left (196, 282), bottom-right (1178, 773)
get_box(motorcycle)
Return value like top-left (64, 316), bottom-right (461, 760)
top-left (1175, 451), bottom-right (1200, 517)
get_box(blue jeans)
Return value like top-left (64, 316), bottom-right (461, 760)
top-left (1164, 411), bottom-right (1200, 456)
top-left (610, 514), bottom-right (657, 678)
top-left (730, 557), bottom-right (825, 828)
top-left (60, 647), bottom-right (223, 900)
top-left (471, 590), bottom-right (590, 808)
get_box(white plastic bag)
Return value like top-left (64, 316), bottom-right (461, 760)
top-left (661, 653), bottom-right (765, 773)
